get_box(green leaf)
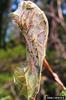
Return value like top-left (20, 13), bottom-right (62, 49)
top-left (0, 96), bottom-right (12, 100)
top-left (60, 89), bottom-right (66, 96)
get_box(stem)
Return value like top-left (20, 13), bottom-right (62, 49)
top-left (31, 97), bottom-right (36, 100)
top-left (57, 0), bottom-right (64, 21)
top-left (43, 59), bottom-right (66, 90)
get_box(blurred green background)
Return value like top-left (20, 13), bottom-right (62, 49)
top-left (0, 0), bottom-right (66, 100)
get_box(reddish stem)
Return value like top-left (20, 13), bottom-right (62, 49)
top-left (43, 59), bottom-right (66, 90)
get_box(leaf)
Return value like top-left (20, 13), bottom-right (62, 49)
top-left (14, 64), bottom-right (39, 100)
top-left (11, 1), bottom-right (49, 99)
top-left (60, 89), bottom-right (66, 96)
top-left (0, 96), bottom-right (12, 100)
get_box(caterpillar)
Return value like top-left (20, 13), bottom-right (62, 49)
top-left (11, 1), bottom-right (49, 100)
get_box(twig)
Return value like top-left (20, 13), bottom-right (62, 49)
top-left (31, 97), bottom-right (36, 100)
top-left (46, 11), bottom-right (66, 32)
top-left (57, 0), bottom-right (64, 21)
top-left (43, 59), bottom-right (66, 90)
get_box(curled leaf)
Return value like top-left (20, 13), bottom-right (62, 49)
top-left (11, 1), bottom-right (49, 99)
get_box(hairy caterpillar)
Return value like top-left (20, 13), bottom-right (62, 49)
top-left (11, 1), bottom-right (49, 100)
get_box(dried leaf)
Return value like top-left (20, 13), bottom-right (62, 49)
top-left (11, 1), bottom-right (49, 99)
